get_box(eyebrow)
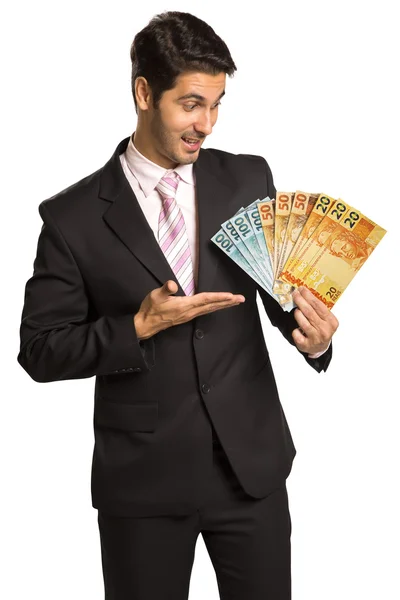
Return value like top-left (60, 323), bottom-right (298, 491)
top-left (177, 90), bottom-right (226, 103)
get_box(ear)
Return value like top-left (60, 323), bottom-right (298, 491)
top-left (135, 77), bottom-right (153, 111)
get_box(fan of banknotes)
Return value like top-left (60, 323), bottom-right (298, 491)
top-left (211, 192), bottom-right (387, 312)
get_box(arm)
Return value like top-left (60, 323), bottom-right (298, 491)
top-left (17, 202), bottom-right (154, 383)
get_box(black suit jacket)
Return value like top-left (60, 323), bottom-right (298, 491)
top-left (17, 136), bottom-right (331, 516)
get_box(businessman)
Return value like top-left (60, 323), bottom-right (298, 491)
top-left (17, 11), bottom-right (338, 600)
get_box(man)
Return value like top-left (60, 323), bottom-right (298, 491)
top-left (17, 11), bottom-right (338, 600)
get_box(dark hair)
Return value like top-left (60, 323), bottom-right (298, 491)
top-left (130, 11), bottom-right (237, 111)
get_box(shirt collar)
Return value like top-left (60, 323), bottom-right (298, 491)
top-left (123, 133), bottom-right (195, 197)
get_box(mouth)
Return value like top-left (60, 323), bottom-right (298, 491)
top-left (181, 136), bottom-right (202, 152)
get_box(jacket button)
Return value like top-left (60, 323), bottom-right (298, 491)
top-left (133, 367), bottom-right (142, 373)
top-left (127, 367), bottom-right (134, 372)
top-left (201, 383), bottom-right (211, 394)
top-left (195, 329), bottom-right (204, 339)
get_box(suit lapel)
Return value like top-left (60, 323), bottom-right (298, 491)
top-left (193, 154), bottom-right (235, 293)
top-left (100, 138), bottom-right (235, 296)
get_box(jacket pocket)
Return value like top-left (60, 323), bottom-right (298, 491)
top-left (94, 396), bottom-right (158, 432)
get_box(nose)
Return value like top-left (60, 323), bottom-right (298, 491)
top-left (194, 110), bottom-right (213, 136)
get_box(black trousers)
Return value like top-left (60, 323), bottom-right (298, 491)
top-left (97, 437), bottom-right (292, 600)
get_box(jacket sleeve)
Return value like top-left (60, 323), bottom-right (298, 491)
top-left (17, 202), bottom-right (154, 383)
top-left (257, 156), bottom-right (332, 373)
top-left (256, 285), bottom-right (332, 373)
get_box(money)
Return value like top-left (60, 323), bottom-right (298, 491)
top-left (220, 215), bottom-right (271, 291)
top-left (245, 205), bottom-right (274, 280)
top-left (279, 194), bottom-right (337, 282)
top-left (210, 227), bottom-right (293, 309)
top-left (211, 189), bottom-right (386, 311)
top-left (273, 193), bottom-right (294, 286)
top-left (257, 198), bottom-right (275, 277)
top-left (301, 208), bottom-right (387, 308)
top-left (230, 212), bottom-right (274, 289)
top-left (211, 227), bottom-right (266, 290)
top-left (274, 191), bottom-right (312, 296)
top-left (280, 199), bottom-right (350, 287)
top-left (278, 192), bottom-right (319, 276)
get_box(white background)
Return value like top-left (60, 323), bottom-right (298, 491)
top-left (2, 0), bottom-right (399, 598)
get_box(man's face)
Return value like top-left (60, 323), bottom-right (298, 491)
top-left (144, 71), bottom-right (226, 167)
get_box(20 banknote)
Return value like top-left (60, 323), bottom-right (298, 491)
top-left (211, 192), bottom-right (387, 311)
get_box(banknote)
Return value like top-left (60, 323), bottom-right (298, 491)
top-left (211, 227), bottom-right (265, 289)
top-left (256, 198), bottom-right (275, 274)
top-left (255, 197), bottom-right (293, 300)
top-left (279, 194), bottom-right (337, 281)
top-left (245, 205), bottom-right (274, 281)
top-left (220, 201), bottom-right (293, 309)
top-left (240, 200), bottom-right (292, 307)
top-left (273, 192), bottom-right (294, 282)
top-left (220, 216), bottom-right (273, 292)
top-left (230, 212), bottom-right (274, 289)
top-left (280, 200), bottom-right (350, 287)
top-left (278, 192), bottom-right (320, 277)
top-left (273, 191), bottom-right (314, 295)
top-left (238, 198), bottom-right (275, 284)
top-left (301, 208), bottom-right (387, 308)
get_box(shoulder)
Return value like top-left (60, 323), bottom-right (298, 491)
top-left (197, 147), bottom-right (275, 197)
top-left (39, 165), bottom-right (103, 219)
top-left (198, 147), bottom-right (269, 171)
top-left (38, 137), bottom-right (131, 220)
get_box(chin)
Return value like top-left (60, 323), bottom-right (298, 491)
top-left (180, 155), bottom-right (199, 165)
top-left (179, 148), bottom-right (201, 163)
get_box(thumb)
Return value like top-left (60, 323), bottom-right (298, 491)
top-left (161, 280), bottom-right (178, 297)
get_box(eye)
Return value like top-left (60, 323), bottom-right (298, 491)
top-left (212, 102), bottom-right (222, 109)
top-left (183, 104), bottom-right (198, 111)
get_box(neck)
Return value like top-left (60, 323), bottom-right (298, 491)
top-left (133, 126), bottom-right (177, 170)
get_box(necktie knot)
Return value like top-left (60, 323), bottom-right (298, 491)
top-left (156, 171), bottom-right (180, 201)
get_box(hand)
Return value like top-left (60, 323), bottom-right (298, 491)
top-left (291, 286), bottom-right (339, 355)
top-left (134, 280), bottom-right (246, 340)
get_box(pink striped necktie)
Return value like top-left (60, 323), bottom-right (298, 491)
top-left (156, 171), bottom-right (195, 296)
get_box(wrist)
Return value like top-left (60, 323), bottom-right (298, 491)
top-left (133, 312), bottom-right (146, 340)
top-left (308, 340), bottom-right (331, 359)
top-left (134, 312), bottom-right (158, 341)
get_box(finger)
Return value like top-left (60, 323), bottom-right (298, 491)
top-left (296, 287), bottom-right (339, 334)
top-left (293, 307), bottom-right (316, 338)
top-left (204, 298), bottom-right (244, 313)
top-left (292, 288), bottom-right (322, 329)
top-left (194, 292), bottom-right (245, 305)
top-left (161, 280), bottom-right (179, 297)
top-left (184, 299), bottom-right (243, 321)
top-left (297, 286), bottom-right (331, 320)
